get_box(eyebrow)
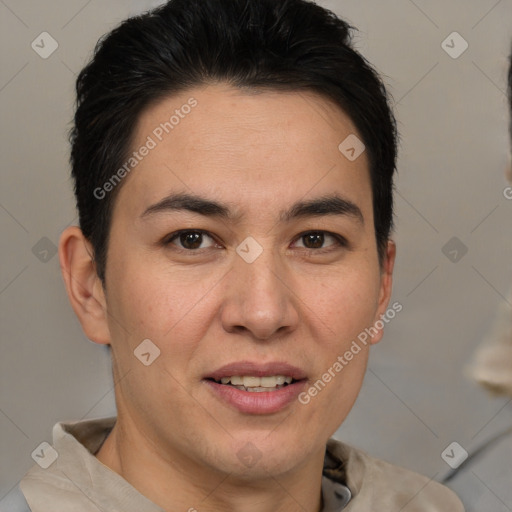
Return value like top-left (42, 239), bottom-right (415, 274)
top-left (279, 195), bottom-right (364, 225)
top-left (140, 192), bottom-right (364, 225)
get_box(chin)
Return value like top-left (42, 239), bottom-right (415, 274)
top-left (212, 432), bottom-right (315, 479)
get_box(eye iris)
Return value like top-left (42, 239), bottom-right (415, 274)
top-left (303, 232), bottom-right (324, 249)
top-left (180, 231), bottom-right (203, 249)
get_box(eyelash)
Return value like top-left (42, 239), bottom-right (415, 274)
top-left (162, 229), bottom-right (348, 254)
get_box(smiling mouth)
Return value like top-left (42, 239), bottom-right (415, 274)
top-left (207, 375), bottom-right (299, 392)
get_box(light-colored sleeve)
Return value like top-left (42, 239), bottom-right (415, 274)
top-left (466, 287), bottom-right (512, 397)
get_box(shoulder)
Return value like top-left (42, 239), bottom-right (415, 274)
top-left (327, 439), bottom-right (465, 512)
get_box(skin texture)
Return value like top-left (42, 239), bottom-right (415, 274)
top-left (59, 84), bottom-right (396, 512)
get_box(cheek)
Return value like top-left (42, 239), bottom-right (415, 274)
top-left (300, 263), bottom-right (381, 344)
top-left (295, 264), bottom-right (380, 428)
top-left (105, 249), bottom-right (222, 359)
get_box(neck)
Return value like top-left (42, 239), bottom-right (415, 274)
top-left (95, 415), bottom-right (325, 512)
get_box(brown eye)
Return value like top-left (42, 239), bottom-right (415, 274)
top-left (180, 231), bottom-right (203, 249)
top-left (167, 230), bottom-right (216, 250)
top-left (302, 232), bottom-right (325, 249)
top-left (294, 231), bottom-right (343, 250)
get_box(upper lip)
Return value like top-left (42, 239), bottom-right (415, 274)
top-left (206, 361), bottom-right (307, 381)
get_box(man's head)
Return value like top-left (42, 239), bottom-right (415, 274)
top-left (69, 0), bottom-right (397, 284)
top-left (60, 0), bottom-right (397, 487)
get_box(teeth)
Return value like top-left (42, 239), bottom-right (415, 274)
top-left (243, 376), bottom-right (261, 388)
top-left (260, 376), bottom-right (279, 387)
top-left (215, 375), bottom-right (295, 387)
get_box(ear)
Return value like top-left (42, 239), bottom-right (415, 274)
top-left (369, 239), bottom-right (396, 345)
top-left (58, 226), bottom-right (111, 345)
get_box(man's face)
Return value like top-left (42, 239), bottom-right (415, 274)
top-left (101, 84), bottom-right (393, 477)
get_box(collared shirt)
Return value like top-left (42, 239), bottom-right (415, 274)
top-left (12, 417), bottom-right (464, 511)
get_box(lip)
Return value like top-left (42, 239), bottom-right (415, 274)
top-left (205, 379), bottom-right (307, 414)
top-left (206, 361), bottom-right (307, 381)
top-left (204, 361), bottom-right (308, 415)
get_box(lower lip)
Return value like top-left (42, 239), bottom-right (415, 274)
top-left (204, 380), bottom-right (307, 414)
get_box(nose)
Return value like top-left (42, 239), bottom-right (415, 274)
top-left (220, 242), bottom-right (300, 341)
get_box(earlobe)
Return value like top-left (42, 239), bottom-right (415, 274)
top-left (370, 239), bottom-right (396, 345)
top-left (58, 226), bottom-right (111, 345)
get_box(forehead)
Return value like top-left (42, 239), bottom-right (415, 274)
top-left (113, 84), bottom-right (372, 222)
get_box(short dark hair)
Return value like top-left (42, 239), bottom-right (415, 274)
top-left (70, 0), bottom-right (398, 284)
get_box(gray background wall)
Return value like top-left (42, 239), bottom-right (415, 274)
top-left (1, 0), bottom-right (511, 510)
